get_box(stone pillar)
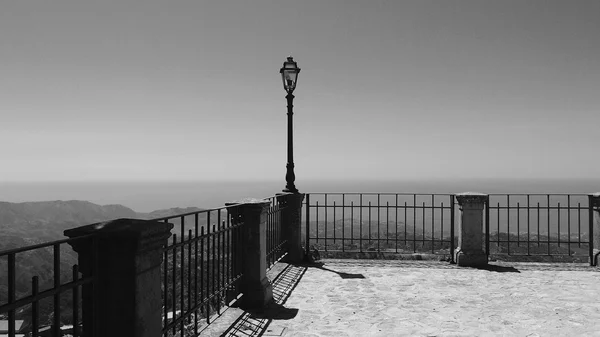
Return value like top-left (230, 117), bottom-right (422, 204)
top-left (454, 193), bottom-right (488, 267)
top-left (589, 193), bottom-right (600, 266)
top-left (225, 199), bottom-right (273, 308)
top-left (277, 192), bottom-right (305, 263)
top-left (64, 218), bottom-right (173, 337)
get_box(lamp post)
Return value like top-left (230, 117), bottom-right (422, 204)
top-left (280, 56), bottom-right (301, 194)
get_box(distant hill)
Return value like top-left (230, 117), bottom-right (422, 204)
top-left (0, 200), bottom-right (207, 244)
top-left (0, 200), bottom-right (208, 328)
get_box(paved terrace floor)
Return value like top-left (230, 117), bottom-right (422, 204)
top-left (200, 259), bottom-right (600, 337)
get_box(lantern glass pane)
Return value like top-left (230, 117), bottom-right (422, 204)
top-left (282, 70), bottom-right (297, 89)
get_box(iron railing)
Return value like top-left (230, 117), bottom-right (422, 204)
top-left (485, 194), bottom-right (592, 262)
top-left (155, 196), bottom-right (288, 337)
top-left (304, 193), bottom-right (456, 256)
top-left (0, 235), bottom-right (95, 337)
top-left (154, 204), bottom-right (245, 337)
top-left (265, 196), bottom-right (288, 270)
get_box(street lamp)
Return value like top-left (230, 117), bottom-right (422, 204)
top-left (280, 56), bottom-right (301, 193)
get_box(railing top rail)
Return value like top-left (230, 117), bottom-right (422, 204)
top-left (151, 195), bottom-right (283, 222)
top-left (488, 193), bottom-right (591, 196)
top-left (305, 192), bottom-right (592, 197)
top-left (0, 233), bottom-right (94, 256)
top-left (150, 203), bottom-right (241, 222)
top-left (305, 192), bottom-right (456, 196)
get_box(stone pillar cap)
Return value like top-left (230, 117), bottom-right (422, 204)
top-left (64, 218), bottom-right (173, 239)
top-left (456, 192), bottom-right (488, 197)
top-left (225, 198), bottom-right (271, 206)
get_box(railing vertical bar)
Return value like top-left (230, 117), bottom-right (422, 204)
top-left (360, 194), bottom-right (363, 252)
top-left (305, 194), bottom-right (310, 257)
top-left (484, 196), bottom-right (489, 256)
top-left (222, 220), bottom-right (227, 306)
top-left (557, 202), bottom-right (561, 248)
top-left (350, 201), bottom-right (354, 248)
top-left (53, 243), bottom-right (61, 337)
top-left (440, 202), bottom-right (444, 252)
top-left (527, 194), bottom-right (531, 255)
top-left (31, 276), bottom-right (39, 337)
top-left (517, 202), bottom-right (520, 247)
top-left (497, 202), bottom-right (500, 248)
top-left (450, 195), bottom-right (455, 263)
top-left (377, 194), bottom-right (381, 252)
top-left (180, 218), bottom-right (185, 334)
top-left (404, 201), bottom-right (408, 247)
top-left (507, 195), bottom-right (511, 255)
top-left (206, 212), bottom-right (212, 323)
top-left (568, 195), bottom-right (571, 254)
top-left (537, 202), bottom-right (542, 247)
top-left (163, 249), bottom-right (168, 334)
top-left (194, 213), bottom-right (199, 333)
top-left (324, 194), bottom-right (328, 251)
top-left (171, 234), bottom-right (177, 335)
top-left (395, 194), bottom-right (398, 253)
top-left (547, 195), bottom-right (551, 256)
top-left (188, 229), bottom-right (192, 317)
top-left (422, 201), bottom-right (425, 249)
top-left (268, 203), bottom-right (272, 266)
top-left (7, 253), bottom-right (15, 337)
top-left (26, 275), bottom-right (38, 337)
top-left (212, 223), bottom-right (216, 317)
top-left (342, 195), bottom-right (345, 252)
top-left (588, 195), bottom-right (594, 266)
top-left (333, 201), bottom-right (336, 245)
top-left (200, 226), bottom-right (206, 323)
top-left (413, 194), bottom-right (416, 253)
top-left (387, 201), bottom-right (390, 248)
top-left (316, 200), bottom-right (319, 244)
top-left (226, 215), bottom-right (230, 307)
top-left (216, 213), bottom-right (221, 314)
top-left (578, 202), bottom-right (582, 248)
top-left (431, 195), bottom-right (435, 254)
top-left (368, 201), bottom-right (372, 248)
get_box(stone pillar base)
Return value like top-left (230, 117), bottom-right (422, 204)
top-left (242, 277), bottom-right (273, 308)
top-left (455, 249), bottom-right (488, 267)
top-left (592, 249), bottom-right (600, 267)
top-left (277, 193), bottom-right (305, 264)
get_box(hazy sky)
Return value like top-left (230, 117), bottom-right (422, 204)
top-left (1, 0), bottom-right (598, 183)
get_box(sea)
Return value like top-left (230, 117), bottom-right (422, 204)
top-left (0, 178), bottom-right (598, 212)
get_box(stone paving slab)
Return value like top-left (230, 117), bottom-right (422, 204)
top-left (202, 259), bottom-right (600, 336)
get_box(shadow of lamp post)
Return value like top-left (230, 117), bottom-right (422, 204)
top-left (280, 56), bottom-right (301, 194)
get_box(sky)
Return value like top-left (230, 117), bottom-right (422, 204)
top-left (1, 0), bottom-right (599, 183)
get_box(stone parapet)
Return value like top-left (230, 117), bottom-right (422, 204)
top-left (64, 218), bottom-right (173, 337)
top-left (277, 192), bottom-right (305, 263)
top-left (225, 199), bottom-right (274, 308)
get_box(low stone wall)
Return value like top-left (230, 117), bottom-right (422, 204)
top-left (318, 250), bottom-right (451, 261)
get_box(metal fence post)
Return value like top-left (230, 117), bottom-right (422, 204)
top-left (485, 195), bottom-right (490, 257)
top-left (64, 219), bottom-right (173, 337)
top-left (450, 195), bottom-right (455, 263)
top-left (588, 193), bottom-right (600, 266)
top-left (305, 194), bottom-right (310, 259)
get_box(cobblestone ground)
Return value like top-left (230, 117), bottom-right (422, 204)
top-left (201, 259), bottom-right (600, 336)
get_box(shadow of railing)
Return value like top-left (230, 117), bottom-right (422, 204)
top-left (473, 264), bottom-right (520, 273)
top-left (305, 261), bottom-right (366, 279)
top-left (220, 264), bottom-right (307, 337)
